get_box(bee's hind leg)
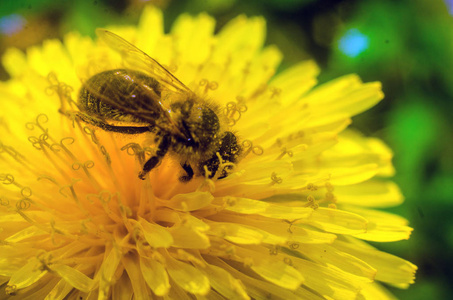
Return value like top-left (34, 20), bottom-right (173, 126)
top-left (76, 112), bottom-right (150, 134)
top-left (179, 163), bottom-right (194, 182)
top-left (138, 134), bottom-right (171, 180)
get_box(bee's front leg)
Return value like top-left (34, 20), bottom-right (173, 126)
top-left (138, 134), bottom-right (171, 180)
top-left (179, 163), bottom-right (194, 182)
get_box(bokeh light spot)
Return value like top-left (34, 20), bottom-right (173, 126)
top-left (0, 14), bottom-right (26, 36)
top-left (445, 0), bottom-right (453, 15)
top-left (338, 28), bottom-right (369, 57)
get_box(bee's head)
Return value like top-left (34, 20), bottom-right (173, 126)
top-left (170, 100), bottom-right (220, 151)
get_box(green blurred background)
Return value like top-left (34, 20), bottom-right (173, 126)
top-left (1, 0), bottom-right (452, 298)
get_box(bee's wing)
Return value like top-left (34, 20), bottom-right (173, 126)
top-left (96, 29), bottom-right (191, 95)
top-left (79, 69), bottom-right (175, 131)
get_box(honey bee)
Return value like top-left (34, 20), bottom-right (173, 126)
top-left (77, 29), bottom-right (241, 181)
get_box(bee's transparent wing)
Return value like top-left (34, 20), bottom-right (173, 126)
top-left (79, 69), bottom-right (175, 132)
top-left (96, 29), bottom-right (191, 95)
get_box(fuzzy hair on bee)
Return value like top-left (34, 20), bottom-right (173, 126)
top-left (77, 29), bottom-right (241, 181)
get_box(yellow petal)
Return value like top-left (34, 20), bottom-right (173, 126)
top-left (172, 13), bottom-right (215, 64)
top-left (45, 279), bottom-right (74, 300)
top-left (5, 226), bottom-right (47, 243)
top-left (358, 282), bottom-right (398, 300)
top-left (8, 257), bottom-right (47, 290)
top-left (345, 206), bottom-right (413, 242)
top-left (166, 254), bottom-right (210, 295)
top-left (335, 180), bottom-right (403, 207)
top-left (168, 215), bottom-right (210, 249)
top-left (2, 47), bottom-right (28, 77)
top-left (297, 207), bottom-right (368, 234)
top-left (138, 217), bottom-right (173, 248)
top-left (208, 222), bottom-right (287, 245)
top-left (271, 60), bottom-right (320, 107)
top-left (122, 253), bottom-right (152, 299)
top-left (0, 246), bottom-right (33, 276)
top-left (140, 256), bottom-right (170, 296)
top-left (291, 256), bottom-right (361, 300)
top-left (111, 272), bottom-right (134, 300)
top-left (220, 196), bottom-right (313, 220)
top-left (137, 5), bottom-right (164, 53)
top-left (237, 247), bottom-right (304, 290)
top-left (334, 239), bottom-right (417, 288)
top-left (50, 264), bottom-right (93, 293)
top-left (165, 191), bottom-right (214, 212)
top-left (297, 243), bottom-right (376, 281)
top-left (203, 259), bottom-right (249, 300)
top-left (98, 248), bottom-right (121, 300)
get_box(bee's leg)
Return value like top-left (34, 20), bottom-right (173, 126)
top-left (76, 112), bottom-right (150, 134)
top-left (201, 131), bottom-right (241, 179)
top-left (138, 134), bottom-right (171, 180)
top-left (179, 163), bottom-right (194, 182)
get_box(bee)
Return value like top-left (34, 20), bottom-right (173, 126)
top-left (77, 29), bottom-right (241, 181)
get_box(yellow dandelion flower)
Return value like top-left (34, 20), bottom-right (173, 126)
top-left (0, 6), bottom-right (416, 299)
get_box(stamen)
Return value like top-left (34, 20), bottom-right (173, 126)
top-left (242, 61), bottom-right (251, 78)
top-left (25, 115), bottom-right (80, 179)
top-left (283, 257), bottom-right (293, 266)
top-left (270, 172), bottom-right (282, 185)
top-left (208, 81), bottom-right (218, 90)
top-left (240, 140), bottom-right (263, 158)
top-left (304, 195), bottom-right (319, 209)
top-left (0, 177), bottom-right (34, 210)
top-left (289, 242), bottom-right (300, 250)
top-left (81, 127), bottom-right (113, 168)
top-left (83, 127), bottom-right (99, 144)
top-left (16, 199), bottom-right (31, 210)
top-left (0, 176), bottom-right (34, 210)
top-left (99, 145), bottom-right (112, 166)
top-left (197, 174), bottom-right (216, 193)
top-left (307, 183), bottom-right (317, 191)
top-left (28, 135), bottom-right (49, 150)
top-left (269, 246), bottom-right (279, 255)
top-left (269, 87), bottom-right (281, 98)
top-left (26, 115), bottom-right (55, 145)
top-left (46, 72), bottom-right (76, 113)
top-left (50, 137), bottom-right (77, 161)
top-left (224, 100), bottom-right (247, 126)
top-left (325, 182), bottom-right (334, 192)
top-left (116, 193), bottom-right (134, 232)
top-left (121, 143), bottom-right (148, 165)
top-left (247, 83), bottom-right (268, 100)
top-left (199, 79), bottom-right (218, 94)
top-left (213, 152), bottom-right (236, 180)
top-left (88, 191), bottom-right (123, 224)
top-left (0, 173), bottom-right (15, 185)
top-left (1, 144), bottom-right (37, 179)
top-left (37, 175), bottom-right (58, 185)
top-left (325, 192), bottom-right (336, 203)
top-left (21, 187), bottom-right (32, 198)
top-left (0, 197), bottom-right (9, 206)
top-left (275, 147), bottom-right (293, 160)
top-left (57, 179), bottom-right (86, 213)
top-left (71, 160), bottom-right (101, 190)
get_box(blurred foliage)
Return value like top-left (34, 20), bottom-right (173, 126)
top-left (1, 0), bottom-right (452, 298)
